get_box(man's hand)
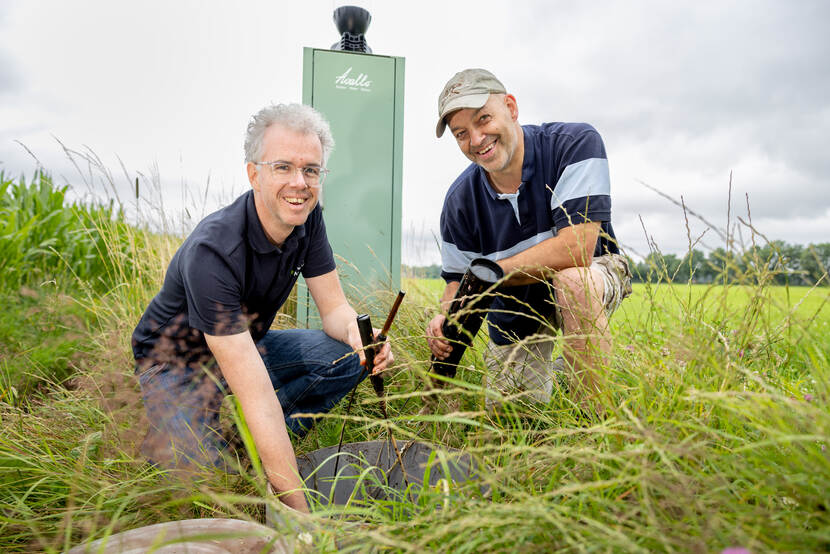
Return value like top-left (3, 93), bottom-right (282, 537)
top-left (426, 313), bottom-right (453, 360)
top-left (425, 280), bottom-right (460, 359)
top-left (306, 271), bottom-right (395, 376)
top-left (345, 321), bottom-right (394, 376)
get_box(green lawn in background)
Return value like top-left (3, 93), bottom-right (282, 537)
top-left (410, 278), bottom-right (830, 330)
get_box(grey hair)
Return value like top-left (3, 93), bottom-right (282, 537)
top-left (244, 103), bottom-right (335, 165)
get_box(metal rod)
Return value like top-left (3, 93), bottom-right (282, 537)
top-left (332, 292), bottom-right (406, 482)
top-left (378, 290), bottom-right (406, 339)
top-left (332, 381), bottom-right (359, 480)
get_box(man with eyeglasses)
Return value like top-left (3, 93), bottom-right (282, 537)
top-left (132, 103), bottom-right (392, 512)
top-left (426, 69), bottom-right (632, 415)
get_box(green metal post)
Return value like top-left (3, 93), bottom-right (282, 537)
top-left (297, 48), bottom-right (404, 327)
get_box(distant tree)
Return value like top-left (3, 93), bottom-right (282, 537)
top-left (707, 247), bottom-right (741, 284)
top-left (409, 241), bottom-right (829, 286)
top-left (680, 249), bottom-right (708, 283)
top-left (800, 243), bottom-right (830, 285)
top-left (402, 264), bottom-right (442, 279)
top-left (778, 242), bottom-right (805, 284)
top-left (741, 243), bottom-right (775, 284)
top-left (624, 255), bottom-right (646, 283)
top-left (641, 252), bottom-right (682, 283)
top-left (664, 253), bottom-right (682, 281)
top-left (424, 264), bottom-right (442, 279)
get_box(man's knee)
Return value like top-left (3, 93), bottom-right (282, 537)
top-left (553, 266), bottom-right (605, 308)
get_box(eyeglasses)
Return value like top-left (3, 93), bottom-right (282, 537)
top-left (254, 161), bottom-right (330, 186)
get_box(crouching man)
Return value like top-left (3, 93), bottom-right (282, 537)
top-left (131, 103), bottom-right (392, 512)
top-left (426, 69), bottom-right (631, 414)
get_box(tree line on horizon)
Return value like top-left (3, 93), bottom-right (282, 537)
top-left (404, 241), bottom-right (830, 286)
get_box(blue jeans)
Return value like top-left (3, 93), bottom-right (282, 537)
top-left (136, 329), bottom-right (364, 468)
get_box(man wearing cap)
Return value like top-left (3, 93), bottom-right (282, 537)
top-left (425, 69), bottom-right (631, 413)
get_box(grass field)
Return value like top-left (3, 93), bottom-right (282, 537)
top-left (415, 278), bottom-right (830, 328)
top-left (1, 172), bottom-right (829, 552)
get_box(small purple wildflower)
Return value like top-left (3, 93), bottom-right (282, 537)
top-left (624, 344), bottom-right (635, 352)
top-left (804, 393), bottom-right (814, 403)
top-left (721, 548), bottom-right (751, 554)
top-left (738, 349), bottom-right (744, 358)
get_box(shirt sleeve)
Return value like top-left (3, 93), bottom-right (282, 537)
top-left (439, 205), bottom-right (474, 283)
top-left (549, 126), bottom-right (612, 231)
top-left (301, 206), bottom-right (336, 278)
top-left (180, 242), bottom-right (249, 336)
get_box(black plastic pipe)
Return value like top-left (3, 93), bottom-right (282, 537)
top-left (430, 258), bottom-right (504, 378)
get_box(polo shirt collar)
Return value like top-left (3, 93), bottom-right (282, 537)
top-left (245, 191), bottom-right (307, 254)
top-left (476, 125), bottom-right (536, 200)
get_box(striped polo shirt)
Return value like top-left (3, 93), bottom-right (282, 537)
top-left (440, 122), bottom-right (619, 345)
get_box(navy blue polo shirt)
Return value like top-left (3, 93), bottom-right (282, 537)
top-left (440, 123), bottom-right (619, 345)
top-left (132, 190), bottom-right (335, 365)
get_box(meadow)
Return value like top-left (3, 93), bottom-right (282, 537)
top-left (1, 170), bottom-right (828, 552)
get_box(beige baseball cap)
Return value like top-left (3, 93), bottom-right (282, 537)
top-left (436, 68), bottom-right (506, 138)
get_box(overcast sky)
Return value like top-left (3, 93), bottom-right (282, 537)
top-left (1, 1), bottom-right (828, 265)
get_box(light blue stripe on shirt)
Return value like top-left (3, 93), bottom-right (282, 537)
top-left (550, 157), bottom-right (611, 210)
top-left (441, 229), bottom-right (555, 276)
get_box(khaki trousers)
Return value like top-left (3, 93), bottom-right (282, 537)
top-left (484, 253), bottom-right (632, 408)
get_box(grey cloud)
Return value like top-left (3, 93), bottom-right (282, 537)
top-left (0, 5), bottom-right (20, 94)
top-left (504, 1), bottom-right (830, 225)
top-left (0, 50), bottom-right (20, 94)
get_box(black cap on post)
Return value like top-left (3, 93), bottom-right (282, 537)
top-left (331, 5), bottom-right (372, 53)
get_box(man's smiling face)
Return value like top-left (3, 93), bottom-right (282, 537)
top-left (447, 93), bottom-right (521, 176)
top-left (248, 123), bottom-right (323, 246)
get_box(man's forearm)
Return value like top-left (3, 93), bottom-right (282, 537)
top-left (497, 222), bottom-right (600, 286)
top-left (321, 302), bottom-right (358, 344)
top-left (245, 392), bottom-right (308, 512)
top-left (439, 281), bottom-right (460, 312)
top-left (205, 332), bottom-right (309, 512)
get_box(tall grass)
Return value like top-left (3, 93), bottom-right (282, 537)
top-left (0, 171), bottom-right (145, 293)
top-left (0, 165), bottom-right (828, 552)
top-left (0, 171), bottom-right (177, 403)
